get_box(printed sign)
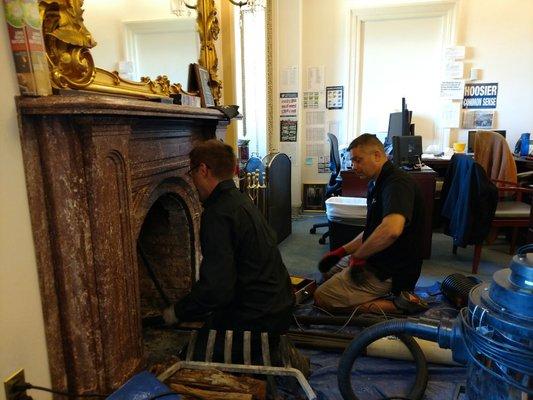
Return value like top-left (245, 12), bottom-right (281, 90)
top-left (280, 92), bottom-right (298, 117)
top-left (326, 86), bottom-right (344, 109)
top-left (280, 118), bottom-right (297, 142)
top-left (440, 80), bottom-right (465, 100)
top-left (462, 83), bottom-right (498, 109)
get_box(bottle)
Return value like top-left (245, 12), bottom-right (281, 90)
top-left (520, 133), bottom-right (530, 157)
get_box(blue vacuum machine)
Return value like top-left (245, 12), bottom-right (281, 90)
top-left (338, 244), bottom-right (533, 400)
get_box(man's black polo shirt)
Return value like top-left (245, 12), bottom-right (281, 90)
top-left (173, 180), bottom-right (294, 333)
top-left (363, 161), bottom-right (425, 294)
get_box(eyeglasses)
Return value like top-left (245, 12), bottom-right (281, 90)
top-left (186, 163), bottom-right (210, 176)
top-left (186, 164), bottom-right (200, 176)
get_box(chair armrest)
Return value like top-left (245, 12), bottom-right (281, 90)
top-left (496, 185), bottom-right (533, 202)
top-left (492, 178), bottom-right (519, 186)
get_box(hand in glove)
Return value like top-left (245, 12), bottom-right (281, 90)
top-left (318, 247), bottom-right (347, 273)
top-left (348, 256), bottom-right (369, 285)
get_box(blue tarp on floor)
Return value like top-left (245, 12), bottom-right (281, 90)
top-left (288, 281), bottom-right (468, 400)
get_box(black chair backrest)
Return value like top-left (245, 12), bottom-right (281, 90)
top-left (327, 133), bottom-right (341, 178)
top-left (326, 133), bottom-right (342, 195)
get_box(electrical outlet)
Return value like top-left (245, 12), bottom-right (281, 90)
top-left (4, 369), bottom-right (27, 400)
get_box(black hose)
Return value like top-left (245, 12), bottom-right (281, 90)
top-left (338, 319), bottom-right (441, 400)
top-left (441, 273), bottom-right (479, 308)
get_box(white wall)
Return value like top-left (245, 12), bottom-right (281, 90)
top-left (454, 0), bottom-right (533, 147)
top-left (273, 0), bottom-right (304, 205)
top-left (273, 0), bottom-right (533, 207)
top-left (0, 3), bottom-right (51, 399)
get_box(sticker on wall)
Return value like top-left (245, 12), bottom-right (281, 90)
top-left (462, 83), bottom-right (498, 109)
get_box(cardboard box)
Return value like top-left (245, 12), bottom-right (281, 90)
top-left (3, 0), bottom-right (52, 95)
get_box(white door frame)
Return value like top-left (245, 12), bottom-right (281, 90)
top-left (346, 1), bottom-right (458, 142)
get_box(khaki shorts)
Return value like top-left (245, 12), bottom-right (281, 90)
top-left (314, 262), bottom-right (392, 313)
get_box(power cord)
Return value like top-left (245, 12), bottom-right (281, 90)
top-left (13, 383), bottom-right (108, 398)
top-left (14, 383), bottom-right (179, 400)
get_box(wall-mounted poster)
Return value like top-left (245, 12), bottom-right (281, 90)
top-left (280, 118), bottom-right (297, 142)
top-left (462, 109), bottom-right (495, 129)
top-left (280, 92), bottom-right (298, 116)
top-left (326, 86), bottom-right (344, 109)
top-left (463, 82), bottom-right (498, 109)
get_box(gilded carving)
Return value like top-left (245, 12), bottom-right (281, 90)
top-left (39, 0), bottom-right (97, 88)
top-left (197, 0), bottom-right (222, 104)
top-left (38, 0), bottom-right (221, 102)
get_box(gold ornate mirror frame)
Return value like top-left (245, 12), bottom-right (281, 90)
top-left (39, 0), bottom-right (222, 103)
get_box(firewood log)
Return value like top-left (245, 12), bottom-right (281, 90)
top-left (169, 383), bottom-right (253, 400)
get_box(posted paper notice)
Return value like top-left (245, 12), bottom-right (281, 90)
top-left (440, 80), bottom-right (465, 100)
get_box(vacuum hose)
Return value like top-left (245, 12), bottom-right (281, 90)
top-left (338, 318), bottom-right (442, 400)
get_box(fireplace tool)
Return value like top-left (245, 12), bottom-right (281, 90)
top-left (244, 170), bottom-right (268, 217)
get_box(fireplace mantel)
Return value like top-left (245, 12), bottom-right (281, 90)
top-left (17, 94), bottom-right (228, 395)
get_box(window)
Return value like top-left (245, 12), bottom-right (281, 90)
top-left (234, 2), bottom-right (267, 158)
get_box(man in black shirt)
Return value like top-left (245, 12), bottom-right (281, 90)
top-left (163, 139), bottom-right (294, 338)
top-left (314, 134), bottom-right (425, 312)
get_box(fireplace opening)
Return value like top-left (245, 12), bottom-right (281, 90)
top-left (137, 193), bottom-right (195, 365)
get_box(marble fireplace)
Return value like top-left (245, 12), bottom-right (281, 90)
top-left (17, 94), bottom-right (228, 395)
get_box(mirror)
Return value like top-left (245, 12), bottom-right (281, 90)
top-left (38, 0), bottom-right (221, 102)
top-left (82, 1), bottom-right (199, 87)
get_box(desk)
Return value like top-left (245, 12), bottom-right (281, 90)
top-left (341, 168), bottom-right (437, 259)
top-left (421, 157), bottom-right (453, 177)
top-left (515, 156), bottom-right (533, 172)
top-left (422, 155), bottom-right (533, 176)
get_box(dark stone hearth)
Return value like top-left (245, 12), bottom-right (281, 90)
top-left (138, 194), bottom-right (193, 315)
top-left (17, 94), bottom-right (228, 395)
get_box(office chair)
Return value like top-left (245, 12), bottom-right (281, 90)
top-left (472, 132), bottom-right (532, 267)
top-left (309, 133), bottom-right (342, 244)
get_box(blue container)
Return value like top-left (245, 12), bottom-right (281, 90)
top-left (520, 132), bottom-right (530, 156)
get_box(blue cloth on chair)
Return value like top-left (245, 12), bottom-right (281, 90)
top-left (440, 154), bottom-right (498, 247)
top-left (441, 155), bottom-right (474, 247)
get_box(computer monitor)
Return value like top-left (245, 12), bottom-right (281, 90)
top-left (467, 130), bottom-right (506, 153)
top-left (387, 111), bottom-right (413, 137)
top-left (392, 135), bottom-right (423, 167)
top-left (387, 98), bottom-right (413, 138)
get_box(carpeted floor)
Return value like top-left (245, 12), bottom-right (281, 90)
top-left (279, 213), bottom-right (515, 286)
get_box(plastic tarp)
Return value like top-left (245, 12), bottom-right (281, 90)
top-left (285, 279), bottom-right (467, 400)
top-left (326, 196), bottom-right (367, 226)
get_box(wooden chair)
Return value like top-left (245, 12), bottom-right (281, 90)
top-left (465, 131), bottom-right (532, 273)
top-left (463, 179), bottom-right (533, 274)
